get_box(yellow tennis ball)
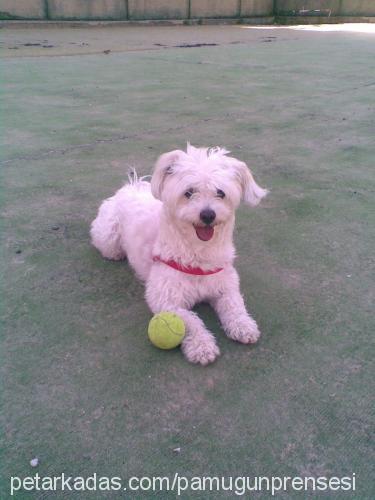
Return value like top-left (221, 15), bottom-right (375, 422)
top-left (148, 312), bottom-right (185, 350)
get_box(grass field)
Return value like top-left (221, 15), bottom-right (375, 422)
top-left (1, 24), bottom-right (374, 498)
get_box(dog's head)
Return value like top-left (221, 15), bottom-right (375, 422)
top-left (151, 144), bottom-right (268, 242)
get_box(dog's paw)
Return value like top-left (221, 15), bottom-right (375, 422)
top-left (182, 334), bottom-right (220, 365)
top-left (225, 316), bottom-right (261, 344)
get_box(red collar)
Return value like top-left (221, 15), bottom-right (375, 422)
top-left (153, 256), bottom-right (223, 276)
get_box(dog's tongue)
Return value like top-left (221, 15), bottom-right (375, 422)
top-left (195, 225), bottom-right (214, 241)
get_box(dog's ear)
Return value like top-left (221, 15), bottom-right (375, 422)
top-left (229, 158), bottom-right (268, 206)
top-left (151, 150), bottom-right (184, 199)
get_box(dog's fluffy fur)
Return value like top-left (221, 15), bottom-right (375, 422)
top-left (91, 144), bottom-right (268, 365)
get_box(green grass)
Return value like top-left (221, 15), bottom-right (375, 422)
top-left (1, 26), bottom-right (374, 499)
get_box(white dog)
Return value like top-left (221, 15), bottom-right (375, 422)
top-left (90, 144), bottom-right (268, 365)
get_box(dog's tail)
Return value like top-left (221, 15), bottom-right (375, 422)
top-left (127, 168), bottom-right (151, 186)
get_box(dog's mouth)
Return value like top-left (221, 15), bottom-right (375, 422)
top-left (194, 225), bottom-right (214, 241)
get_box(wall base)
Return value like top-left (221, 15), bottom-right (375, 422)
top-left (2, 16), bottom-right (375, 29)
top-left (276, 15), bottom-right (375, 24)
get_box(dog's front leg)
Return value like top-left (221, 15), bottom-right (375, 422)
top-left (176, 308), bottom-right (220, 365)
top-left (155, 307), bottom-right (220, 365)
top-left (211, 286), bottom-right (261, 345)
top-left (146, 282), bottom-right (219, 365)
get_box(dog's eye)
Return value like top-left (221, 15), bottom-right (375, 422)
top-left (184, 189), bottom-right (194, 199)
top-left (216, 189), bottom-right (225, 199)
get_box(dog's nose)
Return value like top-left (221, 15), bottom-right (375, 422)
top-left (200, 208), bottom-right (216, 225)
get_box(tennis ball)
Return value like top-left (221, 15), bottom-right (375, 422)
top-left (148, 312), bottom-right (185, 350)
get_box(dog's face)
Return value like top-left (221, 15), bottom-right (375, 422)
top-left (151, 144), bottom-right (268, 242)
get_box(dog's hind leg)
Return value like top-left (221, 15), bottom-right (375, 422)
top-left (90, 198), bottom-right (126, 261)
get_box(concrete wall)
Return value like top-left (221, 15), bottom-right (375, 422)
top-left (0, 0), bottom-right (274, 19)
top-left (1, 0), bottom-right (375, 20)
top-left (48, 0), bottom-right (127, 20)
top-left (276, 0), bottom-right (375, 15)
top-left (241, 0), bottom-right (273, 16)
top-left (276, 0), bottom-right (341, 15)
top-left (0, 0), bottom-right (45, 19)
top-left (341, 0), bottom-right (375, 15)
top-left (128, 0), bottom-right (188, 20)
top-left (190, 0), bottom-right (239, 18)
